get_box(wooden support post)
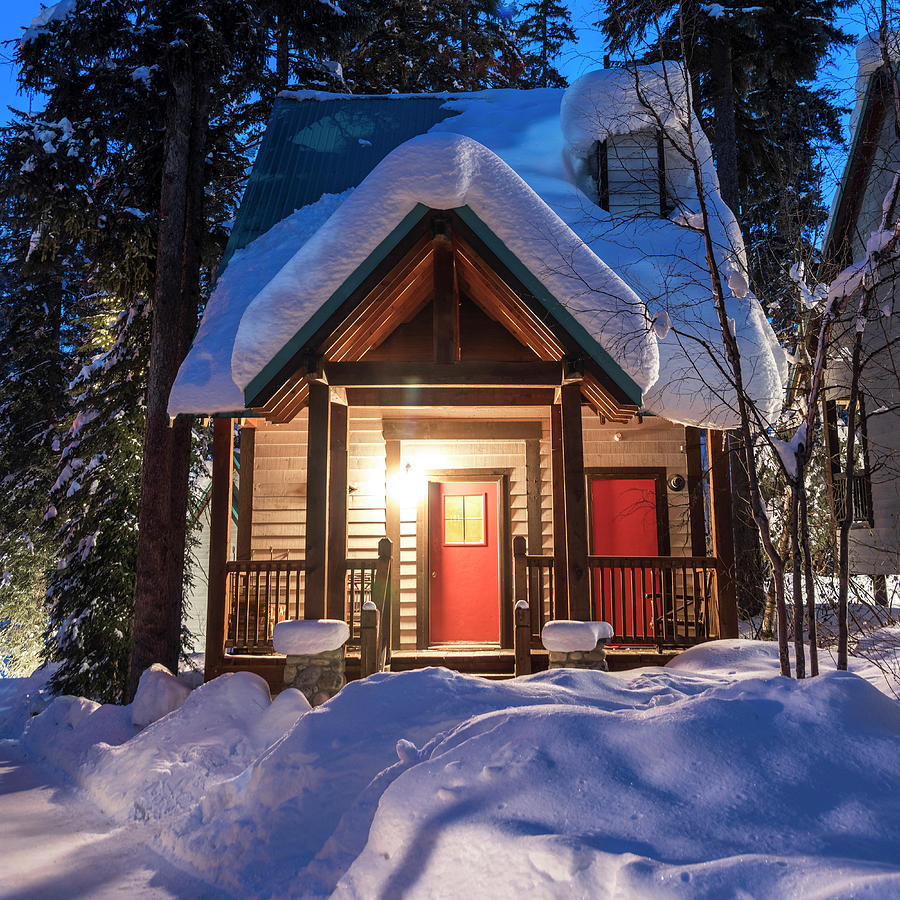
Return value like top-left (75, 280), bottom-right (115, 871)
top-left (525, 437), bottom-right (543, 607)
top-left (432, 220), bottom-right (459, 364)
top-left (684, 426), bottom-right (707, 557)
top-left (550, 403), bottom-right (569, 619)
top-left (326, 397), bottom-right (349, 621)
top-left (374, 536), bottom-right (393, 668)
top-left (304, 381), bottom-right (330, 619)
top-left (558, 383), bottom-right (590, 620)
top-left (236, 425), bottom-right (255, 561)
top-left (205, 418), bottom-right (234, 682)
top-left (707, 429), bottom-right (738, 638)
top-left (385, 440), bottom-right (402, 651)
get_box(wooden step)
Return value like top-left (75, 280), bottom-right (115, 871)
top-left (388, 648), bottom-right (516, 675)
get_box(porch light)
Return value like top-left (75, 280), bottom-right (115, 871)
top-left (388, 460), bottom-right (426, 508)
top-left (613, 432), bottom-right (623, 441)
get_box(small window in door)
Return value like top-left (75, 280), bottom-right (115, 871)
top-left (443, 493), bottom-right (486, 546)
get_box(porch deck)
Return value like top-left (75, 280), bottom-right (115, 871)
top-left (209, 542), bottom-right (721, 691)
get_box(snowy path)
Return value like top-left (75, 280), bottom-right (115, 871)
top-left (0, 741), bottom-right (215, 900)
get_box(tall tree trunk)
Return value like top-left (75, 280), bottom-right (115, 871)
top-left (729, 436), bottom-right (765, 617)
top-left (707, 16), bottom-right (764, 619)
top-left (707, 16), bottom-right (739, 218)
top-left (799, 480), bottom-right (819, 676)
top-left (127, 48), bottom-right (207, 699)
top-left (789, 487), bottom-right (805, 678)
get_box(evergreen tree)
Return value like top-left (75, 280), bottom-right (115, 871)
top-left (347, 0), bottom-right (522, 92)
top-left (516, 0), bottom-right (576, 88)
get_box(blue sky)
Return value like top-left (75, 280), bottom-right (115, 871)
top-left (0, 1), bottom-right (869, 203)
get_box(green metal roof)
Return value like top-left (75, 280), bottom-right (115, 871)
top-left (223, 95), bottom-right (460, 266)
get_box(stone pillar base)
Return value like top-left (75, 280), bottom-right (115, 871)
top-left (548, 642), bottom-right (608, 671)
top-left (283, 647), bottom-right (346, 705)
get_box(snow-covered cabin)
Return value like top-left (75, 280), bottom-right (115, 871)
top-left (169, 64), bottom-right (784, 688)
top-left (823, 37), bottom-right (900, 604)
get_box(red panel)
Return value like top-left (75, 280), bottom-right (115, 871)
top-left (590, 478), bottom-right (659, 638)
top-left (429, 481), bottom-right (500, 643)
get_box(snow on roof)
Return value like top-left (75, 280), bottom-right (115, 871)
top-left (170, 67), bottom-right (786, 428)
top-left (230, 132), bottom-right (658, 401)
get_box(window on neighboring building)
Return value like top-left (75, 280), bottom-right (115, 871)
top-left (827, 398), bottom-right (874, 526)
top-left (590, 129), bottom-right (670, 217)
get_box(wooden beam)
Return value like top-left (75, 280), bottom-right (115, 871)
top-left (550, 403), bottom-right (569, 619)
top-left (324, 360), bottom-right (562, 386)
top-left (382, 419), bottom-right (543, 442)
top-left (432, 221), bottom-right (459, 363)
top-left (558, 383), bottom-right (590, 621)
top-left (345, 387), bottom-right (556, 407)
top-left (707, 429), bottom-right (738, 639)
top-left (684, 426), bottom-right (706, 557)
top-left (326, 399), bottom-right (348, 620)
top-left (235, 425), bottom-right (255, 561)
top-left (304, 381), bottom-right (330, 619)
top-left (385, 439), bottom-right (402, 651)
top-left (205, 418), bottom-right (234, 682)
top-left (525, 437), bottom-right (543, 604)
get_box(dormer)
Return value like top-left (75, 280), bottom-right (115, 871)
top-left (589, 128), bottom-right (670, 217)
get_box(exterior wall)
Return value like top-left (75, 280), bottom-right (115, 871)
top-left (582, 414), bottom-right (694, 556)
top-left (247, 406), bottom-right (695, 647)
top-left (828, 254), bottom-right (900, 577)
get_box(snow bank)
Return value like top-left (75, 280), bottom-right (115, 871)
top-left (273, 619), bottom-right (350, 655)
top-left (80, 671), bottom-right (300, 823)
top-left (229, 132), bottom-right (658, 402)
top-left (337, 671), bottom-right (900, 898)
top-left (541, 619), bottom-right (613, 651)
top-left (5, 640), bottom-right (900, 898)
top-left (22, 695), bottom-right (137, 780)
top-left (162, 666), bottom-right (717, 896)
top-left (130, 663), bottom-right (191, 728)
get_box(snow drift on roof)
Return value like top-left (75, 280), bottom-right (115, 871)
top-left (561, 62), bottom-right (691, 154)
top-left (170, 68), bottom-right (786, 428)
top-left (228, 132), bottom-right (659, 399)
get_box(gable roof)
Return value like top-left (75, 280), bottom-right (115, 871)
top-left (224, 94), bottom-right (461, 265)
top-left (171, 68), bottom-right (787, 429)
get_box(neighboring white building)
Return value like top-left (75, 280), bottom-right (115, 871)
top-left (823, 36), bottom-right (900, 603)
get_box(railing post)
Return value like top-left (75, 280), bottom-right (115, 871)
top-left (514, 600), bottom-right (532, 676)
top-left (513, 535), bottom-right (527, 609)
top-left (360, 601), bottom-right (377, 678)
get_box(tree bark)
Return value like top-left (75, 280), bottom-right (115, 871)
top-left (789, 487), bottom-right (805, 678)
top-left (127, 48), bottom-right (208, 699)
top-left (708, 15), bottom-right (740, 218)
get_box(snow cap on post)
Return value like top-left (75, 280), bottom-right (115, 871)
top-left (541, 620), bottom-right (613, 653)
top-left (273, 619), bottom-right (350, 655)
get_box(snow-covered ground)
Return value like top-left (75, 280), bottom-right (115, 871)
top-left (2, 636), bottom-right (900, 899)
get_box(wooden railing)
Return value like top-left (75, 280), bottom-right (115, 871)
top-left (513, 536), bottom-right (718, 656)
top-left (359, 537), bottom-right (392, 678)
top-left (225, 559), bottom-right (305, 652)
top-left (513, 536), bottom-right (555, 649)
top-left (588, 555), bottom-right (717, 646)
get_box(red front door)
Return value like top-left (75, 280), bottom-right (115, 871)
top-left (590, 477), bottom-right (660, 638)
top-left (429, 480), bottom-right (500, 644)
